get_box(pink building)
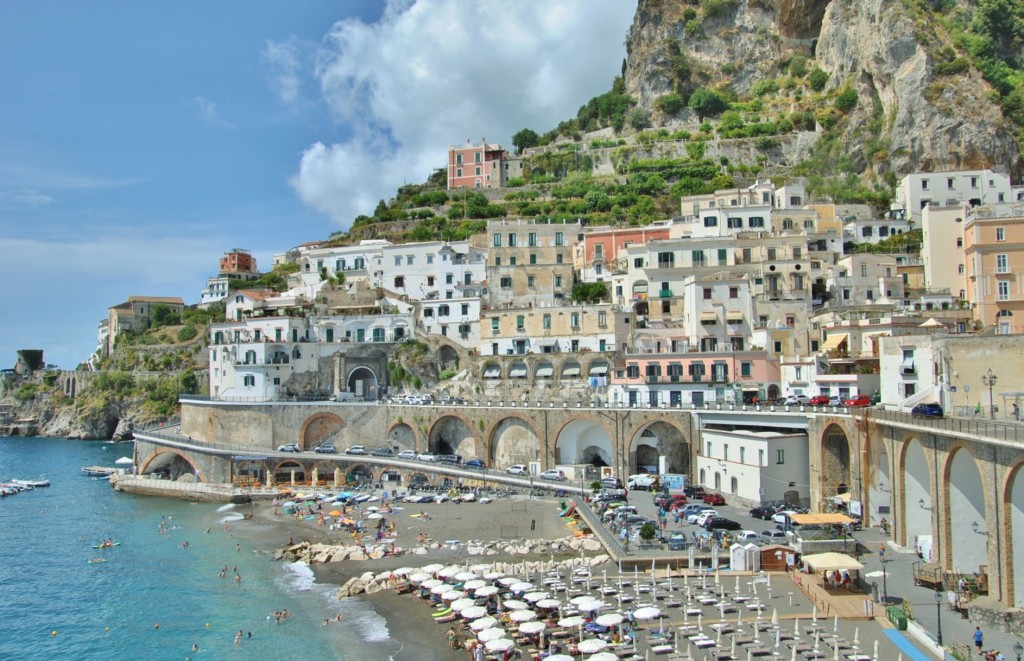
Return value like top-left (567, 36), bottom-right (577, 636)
top-left (447, 139), bottom-right (507, 190)
top-left (579, 226), bottom-right (671, 279)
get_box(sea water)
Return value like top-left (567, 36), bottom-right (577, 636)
top-left (0, 436), bottom-right (397, 660)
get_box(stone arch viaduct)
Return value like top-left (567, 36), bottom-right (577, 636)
top-left (134, 398), bottom-right (1024, 612)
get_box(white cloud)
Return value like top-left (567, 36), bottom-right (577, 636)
top-left (195, 96), bottom-right (235, 129)
top-left (262, 37), bottom-right (305, 106)
top-left (0, 189), bottom-right (54, 206)
top-left (290, 0), bottom-right (636, 227)
top-left (0, 163), bottom-right (138, 191)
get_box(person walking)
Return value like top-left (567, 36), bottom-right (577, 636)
top-left (974, 626), bottom-right (983, 655)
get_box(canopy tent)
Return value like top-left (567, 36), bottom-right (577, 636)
top-left (801, 552), bottom-right (863, 572)
top-left (789, 513), bottom-right (855, 525)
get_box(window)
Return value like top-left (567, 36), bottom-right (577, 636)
top-left (740, 447), bottom-right (745, 464)
top-left (646, 364), bottom-right (661, 378)
top-left (508, 233), bottom-right (517, 247)
top-left (554, 232), bottom-right (564, 246)
top-left (742, 248), bottom-right (752, 263)
top-left (437, 305), bottom-right (450, 317)
top-left (243, 375), bottom-right (255, 387)
top-left (426, 276), bottom-right (435, 287)
top-left (729, 287), bottom-right (738, 299)
top-left (529, 253), bottom-right (537, 265)
top-left (543, 314), bottom-right (551, 329)
top-left (998, 281), bottom-right (1010, 301)
top-left (626, 364), bottom-right (640, 378)
top-left (570, 313), bottom-right (580, 329)
top-left (776, 449), bottom-right (785, 464)
top-left (528, 232), bottom-right (537, 246)
top-left (372, 328), bottom-right (385, 342)
top-left (424, 308), bottom-right (434, 318)
top-left (704, 216), bottom-right (718, 227)
top-left (740, 361), bottom-right (751, 377)
top-left (956, 237), bottom-right (963, 248)
top-left (727, 217), bottom-right (742, 228)
top-left (767, 247), bottom-right (777, 260)
top-left (445, 274), bottom-right (453, 284)
top-left (691, 250), bottom-right (705, 266)
top-left (406, 255), bottom-right (414, 266)
top-left (748, 216), bottom-right (765, 228)
top-left (394, 276), bottom-right (405, 288)
top-left (594, 244), bottom-right (603, 257)
top-left (461, 303), bottom-right (469, 315)
top-left (634, 257), bottom-right (644, 268)
top-left (491, 318), bottom-right (499, 332)
top-left (792, 246), bottom-right (801, 259)
top-left (509, 256), bottom-right (517, 266)
top-left (492, 233), bottom-right (502, 247)
top-left (662, 300), bottom-right (671, 313)
top-left (921, 178), bottom-right (929, 190)
top-left (706, 441), bottom-right (712, 456)
top-left (556, 253), bottom-right (564, 264)
top-left (782, 219), bottom-right (793, 231)
top-left (657, 251), bottom-right (675, 268)
top-left (997, 254), bottom-right (1009, 273)
top-left (598, 311), bottom-right (607, 326)
top-left (427, 254), bottom-right (434, 264)
top-left (758, 449), bottom-right (765, 466)
top-left (555, 275), bottom-right (563, 288)
top-left (500, 276), bottom-right (512, 288)
top-left (997, 227), bottom-right (1006, 242)
top-left (861, 264), bottom-right (868, 277)
top-left (456, 153), bottom-right (463, 165)
top-left (494, 257), bottom-right (501, 266)
top-left (527, 275), bottom-right (536, 287)
top-left (475, 166), bottom-right (481, 176)
top-left (516, 315), bottom-right (525, 331)
top-left (703, 287), bottom-right (712, 300)
top-left (971, 176), bottom-right (979, 188)
top-left (861, 226), bottom-right (872, 238)
top-left (723, 444), bottom-right (729, 461)
top-left (718, 248), bottom-right (728, 265)
top-left (947, 177), bottom-right (955, 189)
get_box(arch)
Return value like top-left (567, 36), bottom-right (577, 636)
top-left (378, 468), bottom-right (403, 486)
top-left (311, 460), bottom-right (338, 486)
top-left (627, 420), bottom-right (689, 474)
top-left (437, 345), bottom-right (459, 371)
top-left (714, 471), bottom-right (722, 491)
top-left (509, 361), bottom-right (528, 379)
top-left (766, 384), bottom-right (780, 401)
top-left (347, 366), bottom-right (379, 401)
top-left (561, 360), bottom-right (582, 379)
top-left (865, 435), bottom-right (891, 527)
top-left (427, 414), bottom-right (477, 457)
top-left (535, 360), bottom-right (554, 380)
top-left (300, 412), bottom-right (344, 450)
top-left (488, 416), bottom-right (541, 468)
top-left (554, 418), bottom-right (615, 469)
top-left (699, 468), bottom-right (706, 484)
top-left (1003, 461), bottom-right (1024, 607)
top-left (139, 449), bottom-right (204, 482)
top-left (943, 446), bottom-right (986, 575)
top-left (345, 464), bottom-right (373, 485)
top-left (820, 423), bottom-right (851, 498)
top-left (730, 476), bottom-right (738, 494)
top-left (272, 460), bottom-right (305, 485)
top-left (899, 437), bottom-right (932, 556)
top-left (386, 421), bottom-right (417, 452)
top-left (234, 459), bottom-right (266, 485)
top-left (409, 472), bottom-right (430, 488)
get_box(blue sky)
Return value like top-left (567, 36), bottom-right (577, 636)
top-left (0, 1), bottom-right (635, 369)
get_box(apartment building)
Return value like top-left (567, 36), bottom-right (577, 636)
top-left (964, 203), bottom-right (1024, 334)
top-left (447, 139), bottom-right (519, 190)
top-left (894, 169), bottom-right (1012, 223)
top-left (480, 219), bottom-right (577, 309)
top-left (920, 205), bottom-right (968, 300)
top-left (575, 225), bottom-right (669, 283)
top-left (481, 303), bottom-right (616, 356)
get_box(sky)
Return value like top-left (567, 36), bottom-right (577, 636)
top-left (0, 1), bottom-right (636, 369)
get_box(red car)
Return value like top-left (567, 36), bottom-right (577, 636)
top-left (702, 493), bottom-right (726, 505)
top-left (667, 497), bottom-right (690, 510)
top-left (844, 394), bottom-right (871, 407)
top-left (808, 395), bottom-right (831, 406)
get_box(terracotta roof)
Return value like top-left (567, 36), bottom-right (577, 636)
top-left (127, 296), bottom-right (185, 305)
top-left (236, 289), bottom-right (276, 301)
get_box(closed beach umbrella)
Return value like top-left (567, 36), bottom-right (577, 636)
top-left (474, 586), bottom-right (498, 597)
top-left (558, 616), bottom-right (585, 628)
top-left (633, 606), bottom-right (661, 620)
top-left (595, 613), bottom-right (623, 627)
top-left (503, 599), bottom-right (529, 611)
top-left (577, 639), bottom-right (607, 654)
top-left (451, 598), bottom-right (476, 611)
top-left (509, 609), bottom-right (537, 622)
top-left (470, 616), bottom-right (498, 631)
top-left (477, 627), bottom-right (506, 642)
top-left (485, 638), bottom-right (515, 652)
top-left (518, 621), bottom-right (546, 634)
top-left (461, 606), bottom-right (487, 619)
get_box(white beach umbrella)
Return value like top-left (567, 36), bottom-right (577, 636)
top-left (409, 572), bottom-right (431, 584)
top-left (558, 616), bottom-right (585, 628)
top-left (510, 582), bottom-right (534, 593)
top-left (474, 586), bottom-right (498, 597)
top-left (595, 613), bottom-right (623, 627)
top-left (470, 563), bottom-right (492, 574)
top-left (484, 571), bottom-right (506, 580)
top-left (571, 595), bottom-right (597, 605)
top-left (451, 598), bottom-right (476, 611)
top-left (498, 576), bottom-right (520, 587)
top-left (422, 564), bottom-right (444, 574)
top-left (115, 456), bottom-right (134, 465)
top-left (577, 638), bottom-right (608, 654)
top-left (509, 609), bottom-right (538, 622)
top-left (430, 583), bottom-right (449, 595)
top-left (439, 566), bottom-right (461, 579)
top-left (633, 606), bottom-right (661, 620)
top-left (461, 606), bottom-right (487, 619)
top-left (518, 621), bottom-right (546, 634)
top-left (503, 599), bottom-right (529, 611)
top-left (365, 512), bottom-right (383, 520)
top-left (464, 579), bottom-right (487, 591)
top-left (455, 571), bottom-right (478, 582)
top-left (470, 616), bottom-right (498, 631)
top-left (365, 505), bottom-right (380, 511)
top-left (421, 578), bottom-right (443, 589)
top-left (485, 638), bottom-right (515, 652)
top-left (523, 591), bottom-right (550, 603)
top-left (477, 627), bottom-right (506, 642)
top-left (392, 567), bottom-right (414, 576)
top-left (575, 598), bottom-right (606, 613)
top-left (441, 590), bottom-right (465, 601)
top-left (536, 598), bottom-right (562, 609)
top-left (587, 653), bottom-right (619, 661)
top-left (544, 655), bottom-right (574, 661)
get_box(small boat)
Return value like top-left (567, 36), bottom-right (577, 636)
top-left (93, 542), bottom-right (120, 549)
top-left (11, 478), bottom-right (50, 488)
top-left (81, 466), bottom-right (118, 477)
top-left (88, 558), bottom-right (107, 564)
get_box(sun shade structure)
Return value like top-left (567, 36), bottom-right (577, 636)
top-left (789, 513), bottom-right (856, 525)
top-left (800, 552), bottom-right (863, 572)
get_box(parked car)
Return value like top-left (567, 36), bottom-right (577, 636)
top-left (761, 529), bottom-right (788, 542)
top-left (665, 532), bottom-right (689, 551)
top-left (277, 443), bottom-right (301, 453)
top-left (654, 493), bottom-right (686, 508)
top-left (679, 504), bottom-right (706, 519)
top-left (772, 510), bottom-right (799, 525)
top-left (704, 517), bottom-right (742, 531)
top-left (844, 394), bottom-right (871, 407)
top-left (783, 394), bottom-right (810, 406)
top-left (667, 499), bottom-right (691, 511)
top-left (344, 445), bottom-right (367, 455)
top-left (911, 403), bottom-right (944, 418)
top-left (464, 458), bottom-right (486, 469)
top-left (694, 510), bottom-right (720, 527)
top-left (702, 493), bottom-right (726, 506)
top-left (371, 447), bottom-right (394, 457)
top-left (506, 464), bottom-right (528, 476)
top-left (734, 530), bottom-right (761, 542)
top-left (416, 452), bottom-right (437, 462)
top-left (808, 395), bottom-right (831, 406)
top-left (397, 450), bottom-right (417, 460)
top-left (602, 477), bottom-right (624, 490)
top-left (540, 469), bottom-right (567, 481)
top-left (828, 396), bottom-right (843, 406)
top-left (748, 506), bottom-right (776, 520)
top-left (438, 454), bottom-right (462, 465)
top-left (683, 485), bottom-right (706, 498)
top-left (314, 444), bottom-right (337, 454)
top-left (439, 396), bottom-right (465, 406)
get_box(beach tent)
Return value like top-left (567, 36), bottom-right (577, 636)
top-left (800, 552), bottom-right (863, 572)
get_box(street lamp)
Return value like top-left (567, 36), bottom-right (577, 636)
top-left (982, 368), bottom-right (998, 419)
top-left (879, 546), bottom-right (889, 604)
top-left (1013, 641), bottom-right (1022, 661)
top-left (934, 588), bottom-right (943, 646)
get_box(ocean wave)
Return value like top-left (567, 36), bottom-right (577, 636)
top-left (219, 512), bottom-right (245, 523)
top-left (343, 598), bottom-right (390, 642)
top-left (276, 564), bottom-right (390, 643)
top-left (216, 503), bottom-right (236, 512)
top-left (280, 562), bottom-right (317, 592)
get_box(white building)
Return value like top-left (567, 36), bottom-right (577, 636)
top-left (843, 216), bottom-right (911, 245)
top-left (826, 254), bottom-right (904, 307)
top-left (695, 428), bottom-right (810, 506)
top-left (894, 169), bottom-right (1012, 223)
top-left (920, 205), bottom-right (968, 300)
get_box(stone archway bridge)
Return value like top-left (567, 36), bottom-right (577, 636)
top-left (133, 397), bottom-right (1024, 613)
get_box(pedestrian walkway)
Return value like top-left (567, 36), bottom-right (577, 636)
top-left (884, 630), bottom-right (933, 661)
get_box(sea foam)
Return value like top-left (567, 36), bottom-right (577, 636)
top-left (216, 503), bottom-right (236, 512)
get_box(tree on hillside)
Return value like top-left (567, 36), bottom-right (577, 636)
top-left (688, 88), bottom-right (728, 121)
top-left (150, 304), bottom-right (180, 328)
top-left (512, 128), bottom-right (541, 154)
top-left (571, 282), bottom-right (608, 304)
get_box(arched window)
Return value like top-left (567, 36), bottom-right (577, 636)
top-left (714, 472), bottom-right (722, 490)
top-left (699, 468), bottom-right (706, 485)
top-left (730, 476), bottom-right (738, 494)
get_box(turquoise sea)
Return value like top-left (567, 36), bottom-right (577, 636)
top-left (0, 436), bottom-right (399, 660)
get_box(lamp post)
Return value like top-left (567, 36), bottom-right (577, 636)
top-left (982, 368), bottom-right (998, 419)
top-left (879, 546), bottom-right (888, 604)
top-left (934, 588), bottom-right (943, 646)
top-left (1013, 641), bottom-right (1022, 661)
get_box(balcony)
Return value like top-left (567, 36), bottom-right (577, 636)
top-left (659, 290), bottom-right (674, 298)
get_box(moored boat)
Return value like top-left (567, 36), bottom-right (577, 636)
top-left (11, 478), bottom-right (50, 488)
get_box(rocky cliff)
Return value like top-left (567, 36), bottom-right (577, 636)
top-left (624, 0), bottom-right (1021, 180)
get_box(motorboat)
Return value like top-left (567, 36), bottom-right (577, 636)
top-left (11, 478), bottom-right (50, 488)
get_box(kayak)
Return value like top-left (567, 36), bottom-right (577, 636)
top-left (88, 558), bottom-right (107, 564)
top-left (93, 543), bottom-right (121, 549)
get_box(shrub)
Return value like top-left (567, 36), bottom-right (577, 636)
top-left (751, 78), bottom-right (779, 97)
top-left (438, 369), bottom-right (456, 381)
top-left (13, 383), bottom-right (39, 402)
top-left (933, 57), bottom-right (970, 76)
top-left (700, 0), bottom-right (739, 19)
top-left (626, 108), bottom-right (651, 130)
top-left (655, 93), bottom-right (686, 115)
top-left (788, 55), bottom-right (809, 77)
top-left (176, 325), bottom-right (198, 342)
top-left (505, 177), bottom-right (526, 187)
top-left (835, 87), bottom-right (858, 112)
top-left (756, 136), bottom-right (781, 150)
top-left (808, 68), bottom-right (829, 91)
top-left (688, 88), bottom-right (729, 120)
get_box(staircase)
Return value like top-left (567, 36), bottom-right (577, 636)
top-left (898, 385), bottom-right (935, 411)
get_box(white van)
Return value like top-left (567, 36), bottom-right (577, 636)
top-left (626, 474), bottom-right (657, 490)
top-left (334, 391), bottom-right (360, 402)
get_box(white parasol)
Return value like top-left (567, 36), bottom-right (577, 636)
top-left (455, 571), bottom-right (479, 582)
top-left (115, 457), bottom-right (134, 465)
top-left (470, 616), bottom-right (498, 631)
top-left (509, 582), bottom-right (535, 593)
top-left (461, 606), bottom-right (487, 619)
top-left (484, 571), bottom-right (506, 580)
top-left (503, 599), bottom-right (529, 611)
top-left (632, 606), bottom-right (661, 620)
top-left (558, 616), bottom-right (585, 628)
top-left (523, 592), bottom-right (551, 603)
top-left (498, 576), bottom-right (520, 587)
top-left (474, 585), bottom-right (498, 597)
top-left (595, 613), bottom-right (623, 627)
top-left (421, 578), bottom-right (443, 589)
top-left (587, 653), bottom-right (619, 661)
top-left (441, 589), bottom-right (466, 601)
top-left (485, 638), bottom-right (515, 652)
top-left (451, 598), bottom-right (476, 611)
top-left (577, 638), bottom-right (608, 654)
top-left (477, 627), bottom-right (506, 642)
top-left (392, 567), bottom-right (414, 576)
top-left (463, 579), bottom-right (487, 591)
top-left (509, 609), bottom-right (538, 622)
top-left (365, 513), bottom-right (383, 520)
top-left (409, 572), bottom-right (431, 584)
top-left (422, 564), bottom-right (444, 574)
top-left (518, 621), bottom-right (546, 634)
top-left (536, 598), bottom-right (562, 609)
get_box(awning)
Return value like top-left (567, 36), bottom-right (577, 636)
top-left (821, 334), bottom-right (848, 351)
top-left (726, 311), bottom-right (744, 322)
top-left (789, 513), bottom-right (855, 525)
top-left (801, 552), bottom-right (863, 572)
top-left (832, 492), bottom-right (853, 504)
top-left (901, 356), bottom-right (915, 372)
top-left (483, 365), bottom-right (501, 378)
top-left (589, 364), bottom-right (609, 376)
top-left (534, 339), bottom-right (556, 347)
top-left (535, 365), bottom-right (553, 378)
top-left (509, 365), bottom-right (527, 378)
top-left (562, 365), bottom-right (581, 377)
top-left (700, 311), bottom-right (717, 322)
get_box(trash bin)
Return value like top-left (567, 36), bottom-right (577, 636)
top-left (886, 606), bottom-right (907, 630)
